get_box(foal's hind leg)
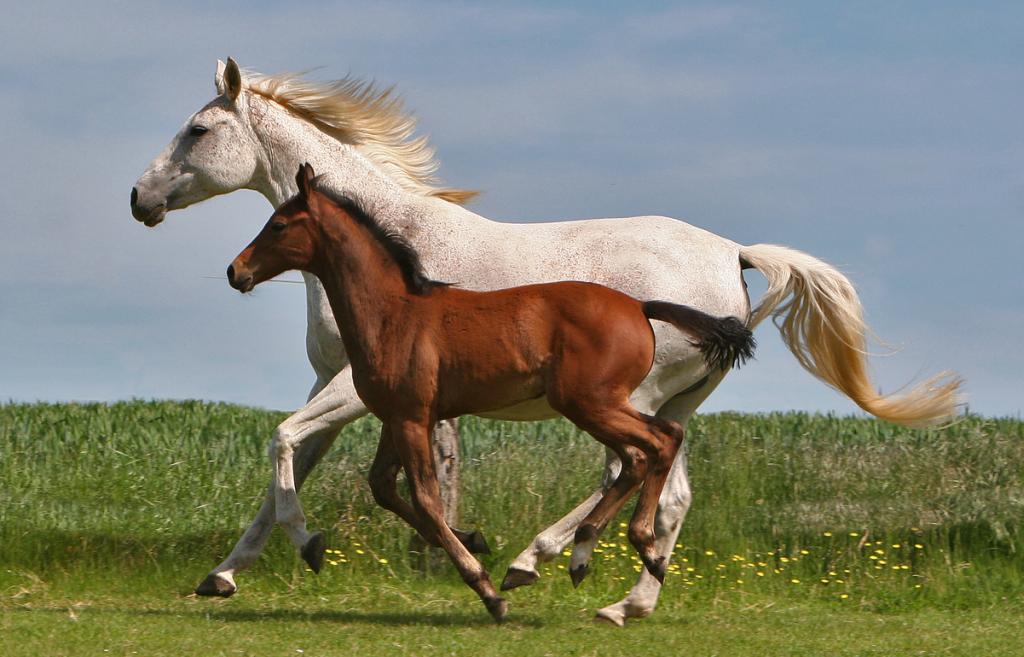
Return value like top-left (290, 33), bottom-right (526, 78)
top-left (389, 420), bottom-right (507, 622)
top-left (555, 402), bottom-right (668, 586)
top-left (625, 416), bottom-right (685, 583)
top-left (370, 425), bottom-right (489, 554)
top-left (595, 374), bottom-right (724, 627)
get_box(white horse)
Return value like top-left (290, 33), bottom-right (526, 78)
top-left (131, 59), bottom-right (960, 626)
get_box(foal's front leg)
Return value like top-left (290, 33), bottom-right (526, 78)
top-left (369, 425), bottom-right (489, 554)
top-left (389, 419), bottom-right (507, 622)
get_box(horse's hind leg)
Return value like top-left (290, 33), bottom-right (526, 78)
top-left (369, 425), bottom-right (489, 554)
top-left (501, 454), bottom-right (615, 591)
top-left (390, 420), bottom-right (507, 622)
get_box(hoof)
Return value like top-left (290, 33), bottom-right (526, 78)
top-left (594, 607), bottom-right (626, 627)
top-left (195, 574), bottom-right (236, 598)
top-left (301, 532), bottom-right (326, 574)
top-left (500, 567), bottom-right (539, 591)
top-left (455, 529), bottom-right (491, 555)
top-left (642, 556), bottom-right (667, 584)
top-left (483, 596), bottom-right (508, 623)
top-left (569, 563), bottom-right (589, 588)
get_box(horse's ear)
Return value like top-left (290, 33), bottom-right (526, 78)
top-left (223, 57), bottom-right (242, 102)
top-left (215, 59), bottom-right (227, 94)
top-left (296, 163), bottom-right (316, 198)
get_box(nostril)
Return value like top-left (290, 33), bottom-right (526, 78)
top-left (130, 187), bottom-right (138, 208)
top-left (226, 264), bottom-right (235, 282)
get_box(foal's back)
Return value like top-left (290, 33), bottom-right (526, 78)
top-left (410, 281), bottom-right (658, 418)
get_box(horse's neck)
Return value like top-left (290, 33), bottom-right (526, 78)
top-left (249, 101), bottom-right (487, 336)
top-left (251, 101), bottom-right (486, 235)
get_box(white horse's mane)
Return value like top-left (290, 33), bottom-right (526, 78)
top-left (242, 69), bottom-right (477, 205)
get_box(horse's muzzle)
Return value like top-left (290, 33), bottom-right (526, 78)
top-left (130, 187), bottom-right (167, 227)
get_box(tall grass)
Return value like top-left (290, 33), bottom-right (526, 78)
top-left (1, 401), bottom-right (1021, 608)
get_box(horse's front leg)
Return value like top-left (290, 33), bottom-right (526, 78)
top-left (195, 368), bottom-right (368, 597)
top-left (269, 370), bottom-right (378, 569)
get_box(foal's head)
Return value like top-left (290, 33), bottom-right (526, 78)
top-left (229, 162), bottom-right (449, 295)
top-left (228, 163), bottom-right (323, 292)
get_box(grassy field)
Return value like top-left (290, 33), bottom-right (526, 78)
top-left (2, 401), bottom-right (1023, 655)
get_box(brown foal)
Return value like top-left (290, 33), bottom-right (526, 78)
top-left (228, 163), bottom-right (755, 622)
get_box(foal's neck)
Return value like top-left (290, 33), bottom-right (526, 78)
top-left (308, 206), bottom-right (416, 368)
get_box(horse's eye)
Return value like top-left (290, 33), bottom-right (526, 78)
top-left (189, 125), bottom-right (209, 137)
top-left (270, 221), bottom-right (287, 233)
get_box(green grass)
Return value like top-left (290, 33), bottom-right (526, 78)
top-left (3, 574), bottom-right (1024, 657)
top-left (2, 401), bottom-right (1023, 655)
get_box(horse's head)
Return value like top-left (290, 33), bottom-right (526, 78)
top-left (228, 163), bottom-right (321, 293)
top-left (131, 58), bottom-right (263, 227)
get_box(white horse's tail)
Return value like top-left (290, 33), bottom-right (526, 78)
top-left (739, 243), bottom-right (962, 428)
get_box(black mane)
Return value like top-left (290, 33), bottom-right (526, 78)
top-left (315, 185), bottom-right (451, 295)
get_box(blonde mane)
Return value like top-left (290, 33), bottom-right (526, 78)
top-left (241, 70), bottom-right (478, 205)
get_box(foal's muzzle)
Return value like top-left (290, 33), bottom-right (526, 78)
top-left (226, 263), bottom-right (254, 293)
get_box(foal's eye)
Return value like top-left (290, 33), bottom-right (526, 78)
top-left (189, 125), bottom-right (209, 137)
top-left (270, 221), bottom-right (287, 233)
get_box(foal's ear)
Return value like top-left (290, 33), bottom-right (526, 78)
top-left (296, 163), bottom-right (316, 198)
top-left (221, 57), bottom-right (242, 102)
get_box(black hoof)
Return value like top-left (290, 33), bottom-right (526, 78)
top-left (195, 574), bottom-right (236, 598)
top-left (569, 563), bottom-right (589, 588)
top-left (483, 596), bottom-right (508, 623)
top-left (642, 556), bottom-right (667, 584)
top-left (301, 532), bottom-right (326, 574)
top-left (454, 528), bottom-right (491, 555)
top-left (500, 567), bottom-right (539, 591)
top-left (466, 530), bottom-right (491, 555)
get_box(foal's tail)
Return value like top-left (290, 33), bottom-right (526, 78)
top-left (643, 301), bottom-right (756, 372)
top-left (738, 243), bottom-right (962, 428)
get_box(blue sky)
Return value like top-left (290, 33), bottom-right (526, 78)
top-left (0, 2), bottom-right (1021, 416)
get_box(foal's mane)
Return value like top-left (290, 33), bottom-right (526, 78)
top-left (242, 69), bottom-right (478, 206)
top-left (314, 183), bottom-right (450, 296)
